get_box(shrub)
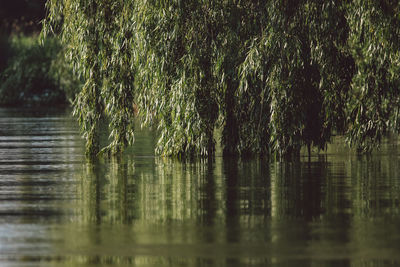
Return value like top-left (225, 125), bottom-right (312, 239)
top-left (0, 35), bottom-right (81, 106)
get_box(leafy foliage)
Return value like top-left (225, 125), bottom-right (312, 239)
top-left (346, 0), bottom-right (400, 152)
top-left (0, 35), bottom-right (79, 106)
top-left (42, 0), bottom-right (400, 157)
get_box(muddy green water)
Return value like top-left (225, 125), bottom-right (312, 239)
top-left (0, 108), bottom-right (399, 266)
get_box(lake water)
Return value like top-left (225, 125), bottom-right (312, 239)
top-left (0, 108), bottom-right (399, 266)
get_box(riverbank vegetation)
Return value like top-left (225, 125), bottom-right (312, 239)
top-left (0, 35), bottom-right (79, 106)
top-left (0, 0), bottom-right (80, 107)
top-left (42, 0), bottom-right (400, 158)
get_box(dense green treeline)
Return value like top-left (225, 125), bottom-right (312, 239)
top-left (0, 0), bottom-right (80, 106)
top-left (0, 35), bottom-right (80, 106)
top-left (1, 0), bottom-right (46, 76)
top-left (43, 0), bottom-right (400, 158)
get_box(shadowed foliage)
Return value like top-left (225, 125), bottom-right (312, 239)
top-left (42, 0), bottom-right (400, 158)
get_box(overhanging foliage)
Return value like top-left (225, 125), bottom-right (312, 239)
top-left (42, 0), bottom-right (400, 158)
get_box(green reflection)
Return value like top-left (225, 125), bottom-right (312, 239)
top-left (58, 157), bottom-right (275, 266)
top-left (4, 110), bottom-right (400, 266)
top-left (54, 151), bottom-right (400, 266)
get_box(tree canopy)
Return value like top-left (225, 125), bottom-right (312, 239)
top-left (42, 0), bottom-right (400, 158)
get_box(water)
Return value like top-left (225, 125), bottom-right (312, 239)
top-left (0, 108), bottom-right (400, 266)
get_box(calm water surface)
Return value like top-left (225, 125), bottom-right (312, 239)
top-left (0, 108), bottom-right (400, 266)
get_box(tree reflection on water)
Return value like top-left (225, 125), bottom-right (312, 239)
top-left (66, 150), bottom-right (400, 267)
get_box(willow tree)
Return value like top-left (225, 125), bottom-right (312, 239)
top-left (238, 1), bottom-right (353, 158)
top-left (43, 1), bottom-right (137, 156)
top-left (44, 0), bottom-right (222, 156)
top-left (43, 0), bottom-right (400, 158)
top-left (134, 1), bottom-right (220, 156)
top-left (346, 0), bottom-right (400, 152)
